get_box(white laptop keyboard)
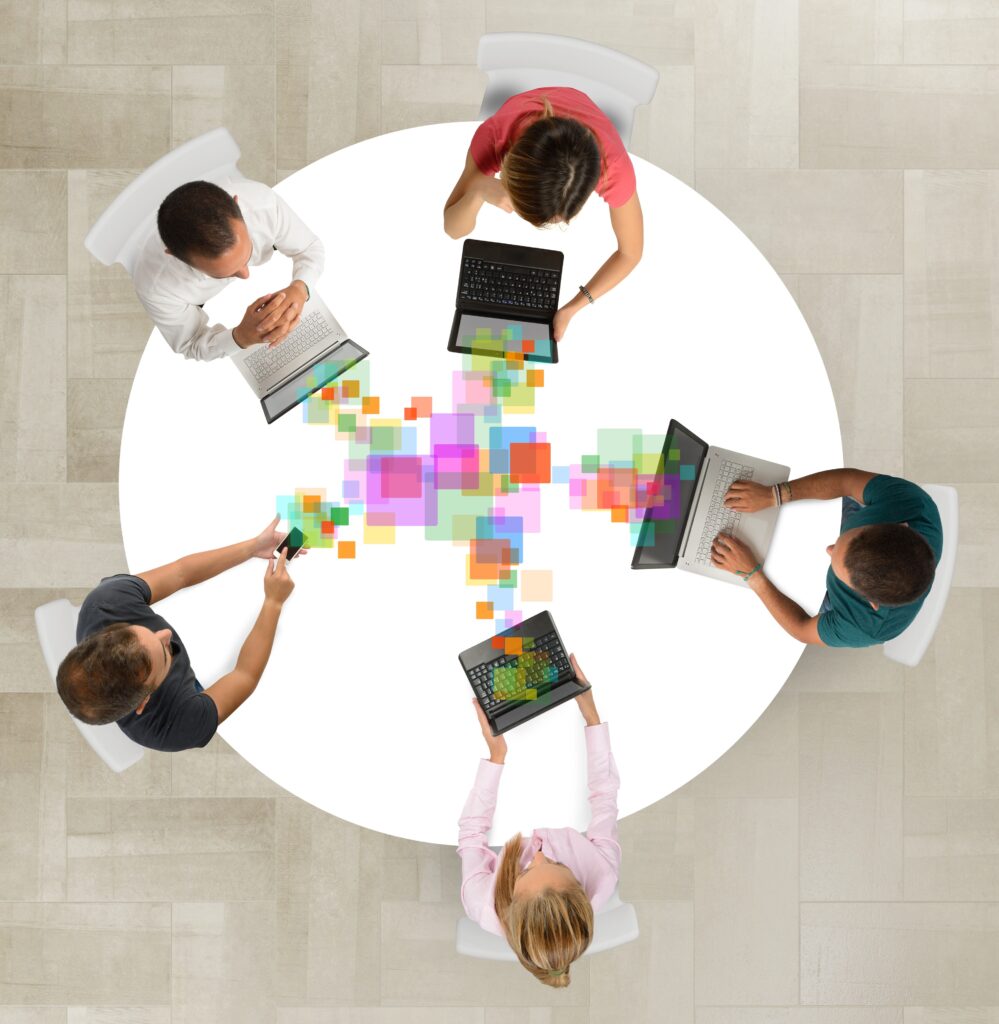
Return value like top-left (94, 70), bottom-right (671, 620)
top-left (694, 460), bottom-right (755, 565)
top-left (242, 311), bottom-right (334, 383)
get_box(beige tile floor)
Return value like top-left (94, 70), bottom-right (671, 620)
top-left (1, 0), bottom-right (997, 1019)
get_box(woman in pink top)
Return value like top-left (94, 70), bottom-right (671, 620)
top-left (443, 87), bottom-right (644, 343)
top-left (457, 656), bottom-right (621, 987)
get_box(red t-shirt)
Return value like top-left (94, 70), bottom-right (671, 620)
top-left (469, 87), bottom-right (637, 209)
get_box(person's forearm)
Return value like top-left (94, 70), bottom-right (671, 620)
top-left (171, 538), bottom-right (255, 589)
top-left (572, 248), bottom-right (641, 311)
top-left (444, 190), bottom-right (484, 239)
top-left (748, 572), bottom-right (813, 641)
top-left (782, 469), bottom-right (873, 503)
top-left (233, 597), bottom-right (283, 685)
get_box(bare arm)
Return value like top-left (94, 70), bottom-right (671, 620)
top-left (554, 192), bottom-right (644, 338)
top-left (783, 468), bottom-right (875, 504)
top-left (204, 551), bottom-right (295, 723)
top-left (138, 539), bottom-right (253, 605)
top-left (443, 151), bottom-right (511, 239)
top-left (747, 573), bottom-right (824, 645)
top-left (137, 516), bottom-right (288, 604)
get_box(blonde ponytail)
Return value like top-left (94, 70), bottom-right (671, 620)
top-left (493, 834), bottom-right (594, 988)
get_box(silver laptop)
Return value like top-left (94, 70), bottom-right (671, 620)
top-left (631, 419), bottom-right (789, 586)
top-left (231, 292), bottom-right (368, 423)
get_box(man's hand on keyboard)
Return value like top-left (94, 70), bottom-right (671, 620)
top-left (723, 479), bottom-right (776, 513)
top-left (259, 281), bottom-right (307, 347)
top-left (711, 533), bottom-right (758, 577)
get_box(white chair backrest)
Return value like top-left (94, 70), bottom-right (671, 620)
top-left (883, 484), bottom-right (959, 668)
top-left (34, 599), bottom-right (146, 773)
top-left (477, 33), bottom-right (660, 148)
top-left (83, 127), bottom-right (246, 276)
top-left (456, 885), bottom-right (639, 961)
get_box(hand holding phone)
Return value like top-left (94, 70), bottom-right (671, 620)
top-left (276, 526), bottom-right (306, 560)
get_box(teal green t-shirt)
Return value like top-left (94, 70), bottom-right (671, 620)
top-left (817, 476), bottom-right (943, 648)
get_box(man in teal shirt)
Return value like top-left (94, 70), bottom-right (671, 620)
top-left (708, 469), bottom-right (943, 648)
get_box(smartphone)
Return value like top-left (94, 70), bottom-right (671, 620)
top-left (276, 526), bottom-right (305, 560)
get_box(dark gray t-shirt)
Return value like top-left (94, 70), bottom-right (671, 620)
top-left (76, 575), bottom-right (218, 752)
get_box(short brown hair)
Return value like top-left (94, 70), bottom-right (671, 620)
top-left (157, 180), bottom-right (243, 264)
top-left (844, 524), bottom-right (936, 607)
top-left (501, 99), bottom-right (602, 227)
top-left (493, 834), bottom-right (593, 987)
top-left (56, 623), bottom-right (153, 725)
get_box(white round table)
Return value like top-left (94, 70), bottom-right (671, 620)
top-left (120, 123), bottom-right (841, 844)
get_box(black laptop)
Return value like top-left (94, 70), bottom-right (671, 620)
top-left (459, 611), bottom-right (589, 735)
top-left (447, 239), bottom-right (563, 364)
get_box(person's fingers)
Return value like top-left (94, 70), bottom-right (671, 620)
top-left (276, 548), bottom-right (289, 573)
top-left (569, 653), bottom-right (586, 680)
top-left (250, 292), bottom-right (275, 313)
top-left (267, 555), bottom-right (276, 575)
top-left (265, 514), bottom-right (279, 532)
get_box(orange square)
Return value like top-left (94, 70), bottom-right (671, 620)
top-left (476, 601), bottom-right (493, 620)
top-left (527, 368), bottom-right (544, 387)
top-left (321, 386), bottom-right (337, 401)
top-left (342, 379), bottom-right (360, 398)
top-left (505, 352), bottom-right (525, 366)
top-left (611, 506), bottom-right (628, 523)
top-left (404, 407), bottom-right (417, 420)
top-left (509, 442), bottom-right (551, 485)
top-left (413, 396), bottom-right (432, 417)
top-left (503, 637), bottom-right (523, 655)
top-left (362, 396), bottom-right (380, 415)
top-left (302, 494), bottom-right (321, 512)
top-left (321, 520), bottom-right (335, 535)
top-left (491, 636), bottom-right (505, 649)
top-left (337, 540), bottom-right (356, 559)
top-left (522, 339), bottom-right (535, 354)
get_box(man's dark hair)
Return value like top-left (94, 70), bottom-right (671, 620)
top-left (56, 623), bottom-right (153, 725)
top-left (844, 524), bottom-right (936, 607)
top-left (157, 180), bottom-right (243, 264)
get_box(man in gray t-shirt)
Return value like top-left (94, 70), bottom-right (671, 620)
top-left (58, 517), bottom-right (297, 753)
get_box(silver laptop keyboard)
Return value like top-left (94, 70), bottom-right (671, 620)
top-left (242, 311), bottom-right (334, 383)
top-left (694, 460), bottom-right (755, 565)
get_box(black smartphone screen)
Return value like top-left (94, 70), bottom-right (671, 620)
top-left (276, 526), bottom-right (305, 560)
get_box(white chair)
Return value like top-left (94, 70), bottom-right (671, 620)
top-left (476, 33), bottom-right (660, 149)
top-left (456, 884), bottom-right (639, 961)
top-left (883, 484), bottom-right (959, 668)
top-left (84, 127), bottom-right (247, 276)
top-left (34, 599), bottom-right (146, 773)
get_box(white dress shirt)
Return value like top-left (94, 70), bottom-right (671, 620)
top-left (131, 178), bottom-right (325, 362)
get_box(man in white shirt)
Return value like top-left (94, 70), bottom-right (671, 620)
top-left (131, 179), bottom-right (326, 361)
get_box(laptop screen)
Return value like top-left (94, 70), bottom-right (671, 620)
top-left (631, 421), bottom-right (708, 569)
top-left (261, 340), bottom-right (368, 424)
top-left (450, 313), bottom-right (555, 363)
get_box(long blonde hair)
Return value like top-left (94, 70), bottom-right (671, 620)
top-left (493, 833), bottom-right (594, 987)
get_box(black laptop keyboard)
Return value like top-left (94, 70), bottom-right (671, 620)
top-left (460, 258), bottom-right (560, 312)
top-left (467, 631), bottom-right (572, 711)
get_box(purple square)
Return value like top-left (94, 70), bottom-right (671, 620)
top-left (433, 444), bottom-right (480, 491)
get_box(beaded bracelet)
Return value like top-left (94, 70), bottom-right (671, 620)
top-left (579, 284), bottom-right (594, 304)
top-left (736, 563), bottom-right (762, 581)
top-left (772, 484), bottom-right (782, 508)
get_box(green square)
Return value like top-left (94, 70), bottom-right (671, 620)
top-left (370, 424), bottom-right (401, 452)
top-left (499, 570), bottom-right (518, 588)
top-left (338, 413), bottom-right (356, 433)
top-left (492, 376), bottom-right (512, 397)
top-left (582, 454), bottom-right (600, 474)
top-left (328, 507), bottom-right (349, 526)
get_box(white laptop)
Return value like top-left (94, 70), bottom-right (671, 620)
top-left (231, 291), bottom-right (368, 423)
top-left (631, 419), bottom-right (789, 586)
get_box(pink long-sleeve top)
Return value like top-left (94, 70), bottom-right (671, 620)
top-left (457, 723), bottom-right (621, 936)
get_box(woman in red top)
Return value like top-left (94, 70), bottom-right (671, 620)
top-left (444, 87), bottom-right (644, 343)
